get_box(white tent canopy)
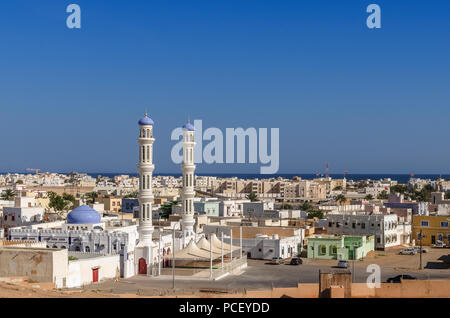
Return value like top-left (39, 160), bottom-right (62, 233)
top-left (196, 236), bottom-right (222, 256)
top-left (210, 233), bottom-right (240, 252)
top-left (168, 239), bottom-right (219, 260)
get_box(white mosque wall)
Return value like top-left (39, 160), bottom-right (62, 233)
top-left (66, 254), bottom-right (121, 288)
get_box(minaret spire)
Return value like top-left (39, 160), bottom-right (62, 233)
top-left (137, 114), bottom-right (155, 247)
top-left (181, 120), bottom-right (196, 248)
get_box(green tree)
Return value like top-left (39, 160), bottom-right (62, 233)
top-left (365, 194), bottom-right (374, 200)
top-left (0, 189), bottom-right (16, 200)
top-left (356, 181), bottom-right (367, 189)
top-left (62, 193), bottom-right (76, 206)
top-left (333, 186), bottom-right (342, 191)
top-left (85, 191), bottom-right (99, 204)
top-left (280, 203), bottom-right (293, 210)
top-left (48, 192), bottom-right (71, 212)
top-left (390, 184), bottom-right (407, 194)
top-left (445, 193), bottom-right (450, 200)
top-left (123, 191), bottom-right (139, 198)
top-left (300, 201), bottom-right (314, 212)
top-left (307, 211), bottom-right (324, 219)
top-left (335, 194), bottom-right (346, 205)
top-left (246, 192), bottom-right (259, 202)
top-left (160, 200), bottom-right (178, 219)
top-left (377, 190), bottom-right (389, 200)
top-left (420, 184), bottom-right (434, 202)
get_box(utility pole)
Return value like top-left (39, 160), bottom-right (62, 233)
top-left (221, 231), bottom-right (224, 270)
top-left (240, 226), bottom-right (243, 260)
top-left (352, 246), bottom-right (355, 283)
top-left (419, 229), bottom-right (423, 270)
top-left (172, 226), bottom-right (175, 289)
top-left (209, 236), bottom-right (213, 279)
top-left (158, 232), bottom-right (161, 276)
top-left (230, 228), bottom-right (233, 261)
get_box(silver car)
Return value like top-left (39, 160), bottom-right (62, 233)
top-left (413, 246), bottom-right (428, 253)
top-left (399, 248), bottom-right (417, 255)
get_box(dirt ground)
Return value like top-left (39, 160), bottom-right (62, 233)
top-left (0, 280), bottom-right (142, 298)
top-left (1, 246), bottom-right (448, 298)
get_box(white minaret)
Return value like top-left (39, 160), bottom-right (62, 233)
top-left (137, 113), bottom-right (155, 247)
top-left (181, 120), bottom-right (196, 247)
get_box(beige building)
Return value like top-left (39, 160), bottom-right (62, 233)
top-left (97, 196), bottom-right (122, 212)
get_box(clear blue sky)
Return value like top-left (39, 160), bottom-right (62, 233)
top-left (1, 0), bottom-right (449, 174)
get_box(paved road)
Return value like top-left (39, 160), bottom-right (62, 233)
top-left (82, 248), bottom-right (450, 296)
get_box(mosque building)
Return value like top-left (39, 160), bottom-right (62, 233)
top-left (7, 114), bottom-right (244, 281)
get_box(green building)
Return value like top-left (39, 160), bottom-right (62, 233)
top-left (307, 235), bottom-right (375, 260)
top-left (194, 200), bottom-right (220, 217)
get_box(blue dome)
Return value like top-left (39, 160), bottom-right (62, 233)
top-left (138, 115), bottom-right (154, 126)
top-left (182, 122), bottom-right (195, 131)
top-left (67, 205), bottom-right (101, 224)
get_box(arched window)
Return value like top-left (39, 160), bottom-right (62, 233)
top-left (330, 245), bottom-right (337, 255)
top-left (319, 245), bottom-right (326, 255)
top-left (85, 246), bottom-right (90, 252)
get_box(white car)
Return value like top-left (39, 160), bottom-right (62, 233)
top-left (399, 248), bottom-right (417, 255)
top-left (431, 241), bottom-right (447, 248)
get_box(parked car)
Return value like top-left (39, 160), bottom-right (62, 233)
top-left (290, 257), bottom-right (303, 265)
top-left (337, 260), bottom-right (348, 268)
top-left (387, 274), bottom-right (417, 283)
top-left (271, 257), bottom-right (285, 265)
top-left (431, 241), bottom-right (447, 248)
top-left (413, 246), bottom-right (428, 253)
top-left (398, 248), bottom-right (417, 255)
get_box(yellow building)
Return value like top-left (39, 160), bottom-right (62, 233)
top-left (97, 197), bottom-right (122, 212)
top-left (412, 215), bottom-right (450, 245)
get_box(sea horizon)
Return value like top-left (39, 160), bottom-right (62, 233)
top-left (2, 172), bottom-right (450, 184)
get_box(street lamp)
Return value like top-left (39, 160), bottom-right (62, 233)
top-left (418, 229), bottom-right (425, 270)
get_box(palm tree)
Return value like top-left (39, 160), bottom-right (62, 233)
top-left (85, 191), bottom-right (99, 204)
top-left (365, 194), bottom-right (374, 200)
top-left (246, 192), bottom-right (259, 202)
top-left (0, 189), bottom-right (16, 201)
top-left (335, 194), bottom-right (346, 205)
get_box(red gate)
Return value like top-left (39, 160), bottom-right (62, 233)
top-left (92, 268), bottom-right (98, 283)
top-left (138, 258), bottom-right (147, 275)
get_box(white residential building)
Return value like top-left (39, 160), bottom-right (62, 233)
top-left (326, 213), bottom-right (409, 249)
